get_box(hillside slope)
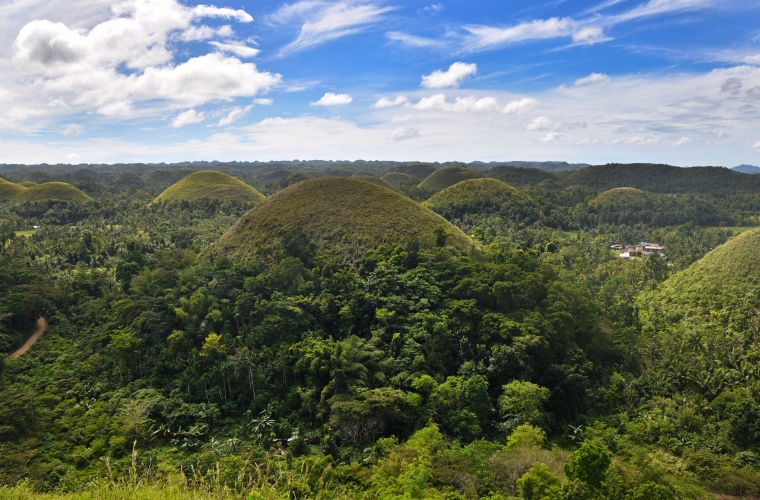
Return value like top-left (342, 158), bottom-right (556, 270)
top-left (151, 171), bottom-right (265, 205)
top-left (215, 177), bottom-right (472, 262)
top-left (418, 167), bottom-right (484, 192)
top-left (13, 182), bottom-right (91, 203)
top-left (0, 178), bottom-right (27, 201)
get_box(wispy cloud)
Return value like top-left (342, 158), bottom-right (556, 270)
top-left (172, 109), bottom-right (205, 127)
top-left (271, 1), bottom-right (393, 55)
top-left (576, 73), bottom-right (611, 85)
top-left (386, 31), bottom-right (446, 49)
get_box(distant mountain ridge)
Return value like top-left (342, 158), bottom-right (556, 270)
top-left (732, 164), bottom-right (760, 174)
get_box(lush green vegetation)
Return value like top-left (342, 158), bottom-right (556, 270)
top-left (151, 171), bottom-right (265, 206)
top-left (3, 162), bottom-right (760, 499)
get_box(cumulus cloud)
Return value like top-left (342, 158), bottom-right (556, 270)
top-left (374, 96), bottom-right (409, 108)
top-left (421, 62), bottom-right (477, 89)
top-left (746, 55), bottom-right (760, 65)
top-left (747, 86), bottom-right (760, 99)
top-left (172, 109), bottom-right (205, 127)
top-left (311, 92), bottom-right (353, 106)
top-left (572, 26), bottom-right (608, 44)
top-left (4, 0), bottom-right (278, 130)
top-left (254, 98), bottom-right (273, 105)
top-left (576, 73), bottom-right (610, 86)
top-left (209, 41), bottom-right (260, 58)
top-left (672, 137), bottom-right (691, 146)
top-left (721, 77), bottom-right (743, 94)
top-left (625, 135), bottom-right (662, 145)
top-left (411, 94), bottom-right (501, 113)
top-left (388, 127), bottom-right (419, 141)
top-left (540, 132), bottom-right (560, 142)
top-left (270, 1), bottom-right (393, 55)
top-left (391, 114), bottom-right (412, 122)
top-left (502, 98), bottom-right (538, 114)
top-left (63, 123), bottom-right (83, 136)
top-left (526, 116), bottom-right (553, 130)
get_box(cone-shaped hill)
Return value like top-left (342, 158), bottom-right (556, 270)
top-left (351, 175), bottom-right (405, 195)
top-left (18, 181), bottom-right (37, 188)
top-left (589, 187), bottom-right (655, 208)
top-left (418, 166), bottom-right (484, 192)
top-left (423, 178), bottom-right (540, 223)
top-left (381, 172), bottom-right (420, 188)
top-left (214, 177), bottom-right (472, 262)
top-left (13, 182), bottom-right (92, 203)
top-left (640, 228), bottom-right (760, 342)
top-left (150, 171), bottom-right (265, 206)
top-left (0, 178), bottom-right (28, 201)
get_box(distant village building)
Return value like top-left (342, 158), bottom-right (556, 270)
top-left (612, 242), bottom-right (666, 259)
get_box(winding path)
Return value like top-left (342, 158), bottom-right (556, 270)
top-left (9, 317), bottom-right (48, 358)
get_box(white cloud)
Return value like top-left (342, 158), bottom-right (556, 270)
top-left (753, 141), bottom-right (760, 149)
top-left (557, 122), bottom-right (587, 132)
top-left (271, 1), bottom-right (393, 55)
top-left (180, 25), bottom-right (233, 42)
top-left (419, 3), bottom-right (443, 14)
top-left (502, 97), bottom-right (538, 114)
top-left (209, 41), bottom-right (260, 58)
top-left (745, 54), bottom-right (760, 65)
top-left (386, 32), bottom-right (445, 49)
top-left (540, 132), bottom-right (560, 142)
top-left (374, 96), bottom-right (409, 108)
top-left (462, 18), bottom-right (577, 51)
top-left (218, 105), bottom-right (252, 126)
top-left (747, 86), bottom-right (760, 99)
top-left (672, 137), bottom-right (691, 146)
top-left (576, 138), bottom-right (599, 145)
top-left (576, 73), bottom-right (611, 86)
top-left (311, 92), bottom-right (353, 106)
top-left (572, 26), bottom-right (608, 44)
top-left (625, 135), bottom-right (662, 145)
top-left (254, 98), bottom-right (273, 105)
top-left (392, 114), bottom-right (412, 122)
top-left (63, 123), bottom-right (83, 136)
top-left (411, 94), bottom-right (501, 113)
top-left (172, 109), bottom-right (205, 127)
top-left (421, 62), bottom-right (477, 89)
top-left (526, 116), bottom-right (553, 130)
top-left (3, 0), bottom-right (278, 131)
top-left (388, 127), bottom-right (419, 141)
top-left (66, 153), bottom-right (78, 160)
top-left (611, 0), bottom-right (714, 22)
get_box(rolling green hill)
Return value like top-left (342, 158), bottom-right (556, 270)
top-left (12, 182), bottom-right (92, 203)
top-left (150, 171), bottom-right (265, 206)
top-left (214, 177), bottom-right (472, 261)
top-left (487, 165), bottom-right (557, 186)
top-left (393, 163), bottom-right (437, 179)
top-left (563, 163), bottom-right (760, 194)
top-left (381, 172), bottom-right (420, 188)
top-left (418, 166), bottom-right (484, 192)
top-left (588, 187), bottom-right (655, 208)
top-left (423, 178), bottom-right (540, 224)
top-left (0, 178), bottom-right (28, 201)
top-left (17, 181), bottom-right (37, 188)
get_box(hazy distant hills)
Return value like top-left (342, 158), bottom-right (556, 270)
top-left (732, 164), bottom-right (760, 174)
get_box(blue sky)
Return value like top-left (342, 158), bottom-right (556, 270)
top-left (0, 0), bottom-right (760, 165)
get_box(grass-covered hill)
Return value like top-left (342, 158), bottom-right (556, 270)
top-left (641, 228), bottom-right (760, 338)
top-left (351, 175), bottom-right (405, 195)
top-left (17, 181), bottom-right (37, 188)
top-left (577, 186), bottom-right (726, 227)
top-left (12, 182), bottom-right (92, 203)
top-left (393, 163), bottom-right (437, 179)
top-left (423, 178), bottom-right (540, 224)
top-left (214, 177), bottom-right (472, 261)
top-left (418, 166), bottom-right (484, 192)
top-left (563, 163), bottom-right (760, 194)
top-left (588, 187), bottom-right (655, 208)
top-left (351, 170), bottom-right (375, 177)
top-left (381, 172), bottom-right (420, 188)
top-left (487, 165), bottom-right (557, 186)
top-left (150, 171), bottom-right (265, 206)
top-left (0, 178), bottom-right (27, 201)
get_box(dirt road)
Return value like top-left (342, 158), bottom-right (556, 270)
top-left (9, 317), bottom-right (48, 358)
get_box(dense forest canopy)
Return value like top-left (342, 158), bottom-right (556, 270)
top-left (2, 162), bottom-right (760, 499)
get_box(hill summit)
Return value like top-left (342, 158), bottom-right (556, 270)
top-left (418, 167), bottom-right (484, 192)
top-left (214, 177), bottom-right (472, 262)
top-left (150, 171), bottom-right (265, 206)
top-left (13, 182), bottom-right (92, 203)
top-left (0, 178), bottom-right (27, 201)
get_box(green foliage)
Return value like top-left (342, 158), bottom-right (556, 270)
top-left (624, 482), bottom-right (675, 500)
top-left (563, 441), bottom-right (611, 491)
top-left (517, 463), bottom-right (562, 500)
top-left (507, 424), bottom-right (546, 450)
top-left (499, 381), bottom-right (551, 427)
